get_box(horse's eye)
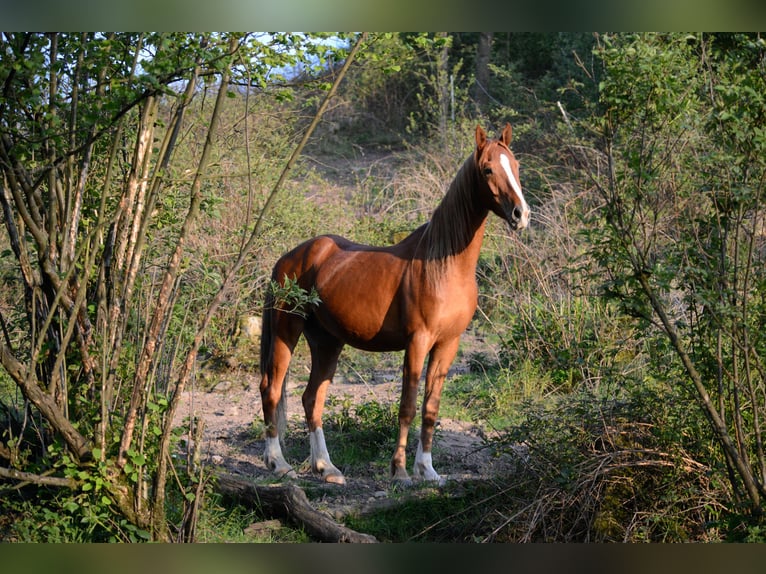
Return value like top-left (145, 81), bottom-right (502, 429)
top-left (483, 167), bottom-right (492, 177)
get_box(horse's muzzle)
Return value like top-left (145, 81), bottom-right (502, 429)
top-left (505, 202), bottom-right (530, 231)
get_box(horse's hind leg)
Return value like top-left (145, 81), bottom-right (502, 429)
top-left (303, 331), bottom-right (345, 484)
top-left (260, 312), bottom-right (303, 478)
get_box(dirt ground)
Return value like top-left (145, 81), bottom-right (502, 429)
top-left (173, 340), bottom-right (521, 522)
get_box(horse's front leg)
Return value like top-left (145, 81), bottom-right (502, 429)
top-left (413, 338), bottom-right (460, 485)
top-left (391, 337), bottom-right (429, 484)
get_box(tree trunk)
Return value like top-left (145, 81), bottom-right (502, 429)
top-left (435, 32), bottom-right (450, 146)
top-left (473, 32), bottom-right (493, 112)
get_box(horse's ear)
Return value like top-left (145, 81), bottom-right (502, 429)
top-left (475, 125), bottom-right (487, 151)
top-left (500, 123), bottom-right (512, 146)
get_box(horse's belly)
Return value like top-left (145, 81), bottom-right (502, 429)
top-left (309, 248), bottom-right (477, 350)
top-left (312, 256), bottom-right (407, 350)
top-left (312, 293), bottom-right (406, 351)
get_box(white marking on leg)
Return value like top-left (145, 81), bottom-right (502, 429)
top-left (413, 439), bottom-right (444, 484)
top-left (264, 436), bottom-right (294, 477)
top-left (310, 428), bottom-right (345, 484)
top-left (309, 427), bottom-right (331, 468)
top-left (500, 153), bottom-right (530, 227)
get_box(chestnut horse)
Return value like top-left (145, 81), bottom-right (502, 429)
top-left (259, 124), bottom-right (530, 485)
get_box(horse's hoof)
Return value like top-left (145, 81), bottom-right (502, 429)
top-left (323, 471), bottom-right (346, 485)
top-left (391, 469), bottom-right (413, 487)
top-left (315, 463), bottom-right (346, 485)
top-left (266, 459), bottom-right (296, 480)
top-left (422, 474), bottom-right (446, 487)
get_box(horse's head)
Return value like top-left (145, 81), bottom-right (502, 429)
top-left (474, 123), bottom-right (530, 231)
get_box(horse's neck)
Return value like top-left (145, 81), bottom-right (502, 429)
top-left (420, 157), bottom-right (488, 281)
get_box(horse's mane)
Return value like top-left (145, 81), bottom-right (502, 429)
top-left (419, 153), bottom-right (483, 282)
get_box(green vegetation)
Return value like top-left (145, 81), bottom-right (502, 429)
top-left (1, 32), bottom-right (765, 542)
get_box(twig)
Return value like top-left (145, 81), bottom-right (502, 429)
top-left (0, 465), bottom-right (77, 489)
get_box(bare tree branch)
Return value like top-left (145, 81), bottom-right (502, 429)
top-left (0, 465), bottom-right (77, 489)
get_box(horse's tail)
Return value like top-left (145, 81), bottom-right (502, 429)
top-left (260, 285), bottom-right (288, 444)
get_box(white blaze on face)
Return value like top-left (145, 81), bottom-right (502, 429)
top-left (499, 153), bottom-right (530, 227)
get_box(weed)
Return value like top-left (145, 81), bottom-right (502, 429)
top-left (195, 492), bottom-right (309, 543)
top-left (322, 397), bottom-right (399, 476)
top-left (344, 478), bottom-right (528, 542)
top-left (441, 361), bottom-right (555, 430)
top-left (486, 383), bottom-right (727, 542)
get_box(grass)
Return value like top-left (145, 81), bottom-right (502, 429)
top-left (335, 462), bottom-right (576, 543)
top-left (340, 380), bottom-right (729, 543)
top-left (194, 493), bottom-right (310, 543)
top-left (440, 359), bottom-right (557, 430)
top-left (318, 396), bottom-right (399, 478)
top-left (346, 483), bottom-right (491, 542)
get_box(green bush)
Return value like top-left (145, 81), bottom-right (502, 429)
top-left (322, 397), bottom-right (399, 476)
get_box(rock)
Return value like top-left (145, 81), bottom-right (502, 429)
top-left (234, 315), bottom-right (262, 347)
top-left (244, 519), bottom-right (282, 537)
top-left (211, 379), bottom-right (233, 393)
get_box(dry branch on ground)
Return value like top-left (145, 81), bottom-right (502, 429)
top-left (214, 472), bottom-right (378, 543)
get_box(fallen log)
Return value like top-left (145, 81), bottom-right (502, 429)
top-left (214, 473), bottom-right (378, 543)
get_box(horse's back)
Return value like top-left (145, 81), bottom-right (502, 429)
top-left (272, 234), bottom-right (347, 285)
top-left (272, 233), bottom-right (419, 349)
top-left (274, 231), bottom-right (417, 280)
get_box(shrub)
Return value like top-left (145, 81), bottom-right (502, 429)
top-left (489, 381), bottom-right (727, 541)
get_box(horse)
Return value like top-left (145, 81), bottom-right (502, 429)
top-left (259, 123), bottom-right (530, 485)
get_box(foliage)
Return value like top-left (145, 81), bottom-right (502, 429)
top-left (193, 492), bottom-right (310, 543)
top-left (346, 381), bottom-right (724, 542)
top-left (344, 478), bottom-right (511, 542)
top-left (568, 32), bottom-right (766, 515)
top-left (268, 275), bottom-right (322, 319)
top-left (1, 489), bottom-right (150, 542)
top-left (0, 31), bottom-right (352, 542)
top-left (487, 381), bottom-right (726, 542)
top-left (331, 33), bottom-right (459, 145)
top-left (322, 397), bottom-right (399, 475)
